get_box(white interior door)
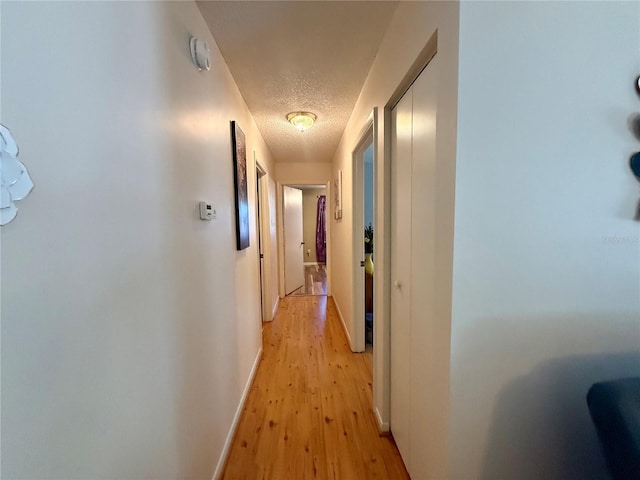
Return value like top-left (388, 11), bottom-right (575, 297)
top-left (390, 54), bottom-right (438, 478)
top-left (283, 186), bottom-right (304, 295)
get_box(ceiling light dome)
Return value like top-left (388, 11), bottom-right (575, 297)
top-left (287, 112), bottom-right (317, 132)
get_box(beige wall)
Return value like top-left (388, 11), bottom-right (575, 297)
top-left (276, 161), bottom-right (331, 185)
top-left (1, 2), bottom-right (276, 479)
top-left (329, 2), bottom-right (459, 477)
top-left (302, 188), bottom-right (326, 263)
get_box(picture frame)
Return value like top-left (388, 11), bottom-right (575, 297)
top-left (231, 121), bottom-right (250, 250)
top-left (334, 169), bottom-right (342, 220)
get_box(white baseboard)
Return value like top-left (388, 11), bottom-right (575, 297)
top-left (374, 406), bottom-right (389, 433)
top-left (270, 297), bottom-right (279, 321)
top-left (212, 347), bottom-right (263, 480)
top-left (332, 297), bottom-right (353, 351)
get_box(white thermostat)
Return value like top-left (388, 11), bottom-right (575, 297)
top-left (199, 202), bottom-right (216, 220)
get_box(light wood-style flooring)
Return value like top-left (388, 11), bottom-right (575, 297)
top-left (289, 264), bottom-right (327, 296)
top-left (222, 296), bottom-right (409, 479)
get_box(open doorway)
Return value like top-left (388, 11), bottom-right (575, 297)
top-left (298, 186), bottom-right (327, 295)
top-left (363, 144), bottom-right (374, 350)
top-left (286, 185), bottom-right (327, 296)
top-left (278, 183), bottom-right (330, 298)
top-left (352, 117), bottom-right (375, 354)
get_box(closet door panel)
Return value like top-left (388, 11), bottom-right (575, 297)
top-left (390, 88), bottom-right (413, 469)
top-left (409, 55), bottom-right (439, 479)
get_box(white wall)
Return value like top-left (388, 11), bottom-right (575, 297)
top-left (1, 2), bottom-right (276, 478)
top-left (330, 2), bottom-right (459, 476)
top-left (450, 2), bottom-right (640, 479)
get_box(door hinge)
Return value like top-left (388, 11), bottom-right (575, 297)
top-left (360, 261), bottom-right (365, 267)
top-left (260, 253), bottom-right (264, 259)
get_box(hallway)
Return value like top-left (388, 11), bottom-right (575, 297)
top-left (222, 296), bottom-right (408, 479)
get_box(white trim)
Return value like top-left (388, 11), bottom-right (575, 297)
top-left (325, 180), bottom-right (332, 297)
top-left (375, 406), bottom-right (390, 432)
top-left (276, 181), bottom-right (285, 298)
top-left (303, 261), bottom-right (320, 266)
top-left (270, 297), bottom-right (279, 321)
top-left (255, 157), bottom-right (270, 323)
top-left (351, 112), bottom-right (375, 355)
top-left (332, 296), bottom-right (354, 351)
top-left (212, 348), bottom-right (263, 480)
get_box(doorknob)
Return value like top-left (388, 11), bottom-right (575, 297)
top-left (394, 280), bottom-right (402, 289)
top-left (300, 242), bottom-right (305, 245)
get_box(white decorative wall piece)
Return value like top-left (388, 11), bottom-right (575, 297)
top-left (1, 125), bottom-right (34, 225)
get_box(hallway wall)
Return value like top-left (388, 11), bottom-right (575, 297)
top-left (329, 2), bottom-right (460, 478)
top-left (275, 161), bottom-right (331, 185)
top-left (450, 2), bottom-right (640, 479)
top-left (1, 2), bottom-right (276, 479)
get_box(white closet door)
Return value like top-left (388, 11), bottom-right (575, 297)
top-left (390, 85), bottom-right (413, 469)
top-left (390, 53), bottom-right (438, 479)
top-left (409, 54), bottom-right (438, 480)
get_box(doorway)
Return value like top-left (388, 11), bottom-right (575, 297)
top-left (363, 144), bottom-right (374, 349)
top-left (291, 185), bottom-right (327, 296)
top-left (278, 183), bottom-right (330, 297)
top-left (352, 122), bottom-right (375, 354)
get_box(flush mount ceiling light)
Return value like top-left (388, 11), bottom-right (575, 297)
top-left (287, 112), bottom-right (317, 132)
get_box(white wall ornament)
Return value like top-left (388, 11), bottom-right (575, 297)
top-left (1, 124), bottom-right (34, 225)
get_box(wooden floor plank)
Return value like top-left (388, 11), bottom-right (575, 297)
top-left (222, 296), bottom-right (409, 479)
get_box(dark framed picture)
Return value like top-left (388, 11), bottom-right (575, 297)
top-left (231, 121), bottom-right (249, 250)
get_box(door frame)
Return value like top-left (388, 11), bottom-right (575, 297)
top-left (276, 180), bottom-right (332, 298)
top-left (255, 159), bottom-right (269, 323)
top-left (351, 113), bottom-right (376, 353)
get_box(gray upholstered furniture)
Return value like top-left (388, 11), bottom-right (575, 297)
top-left (587, 378), bottom-right (640, 480)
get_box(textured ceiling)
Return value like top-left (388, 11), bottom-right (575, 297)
top-left (197, 1), bottom-right (398, 164)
